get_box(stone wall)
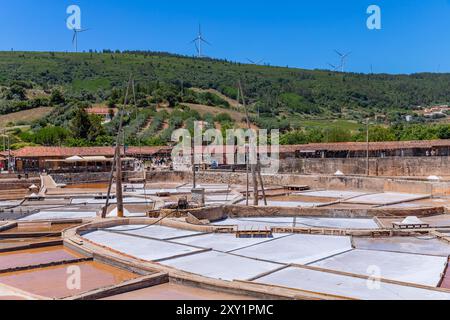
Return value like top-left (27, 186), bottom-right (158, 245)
top-left (222, 205), bottom-right (444, 218)
top-left (53, 172), bottom-right (112, 184)
top-left (280, 156), bottom-right (450, 177)
top-left (0, 178), bottom-right (40, 190)
top-left (188, 171), bottom-right (449, 196)
top-left (47, 165), bottom-right (450, 196)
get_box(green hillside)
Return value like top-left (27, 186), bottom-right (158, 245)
top-left (0, 50), bottom-right (449, 148)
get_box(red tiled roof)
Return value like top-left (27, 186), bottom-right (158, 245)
top-left (86, 107), bottom-right (117, 115)
top-left (190, 140), bottom-right (450, 154)
top-left (9, 140), bottom-right (450, 158)
top-left (278, 140), bottom-right (450, 153)
top-left (11, 146), bottom-right (171, 158)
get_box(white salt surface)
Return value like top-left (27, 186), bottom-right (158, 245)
top-left (162, 250), bottom-right (282, 281)
top-left (206, 194), bottom-right (241, 202)
top-left (353, 237), bottom-right (450, 257)
top-left (311, 249), bottom-right (447, 287)
top-left (177, 184), bottom-right (230, 192)
top-left (213, 217), bottom-right (379, 230)
top-left (106, 209), bottom-right (146, 218)
top-left (380, 203), bottom-right (428, 209)
top-left (213, 218), bottom-right (293, 229)
top-left (232, 234), bottom-right (353, 264)
top-left (134, 189), bottom-right (180, 195)
top-left (293, 217), bottom-right (379, 229)
top-left (172, 233), bottom-right (287, 252)
top-left (106, 224), bottom-right (201, 240)
top-left (20, 210), bottom-right (98, 220)
top-left (123, 184), bottom-right (145, 189)
top-left (257, 267), bottom-right (450, 300)
top-left (83, 230), bottom-right (203, 261)
top-left (237, 201), bottom-right (321, 208)
top-left (0, 201), bottom-right (21, 207)
top-left (71, 197), bottom-right (152, 204)
top-left (297, 190), bottom-right (368, 199)
top-left (345, 193), bottom-right (429, 205)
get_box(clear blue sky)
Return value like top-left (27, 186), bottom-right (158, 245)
top-left (1, 0), bottom-right (450, 74)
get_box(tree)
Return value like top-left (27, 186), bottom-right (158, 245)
top-left (87, 114), bottom-right (106, 142)
top-left (5, 85), bottom-right (26, 100)
top-left (327, 127), bottom-right (353, 143)
top-left (280, 131), bottom-right (309, 145)
top-left (50, 89), bottom-right (65, 105)
top-left (70, 106), bottom-right (91, 140)
top-left (214, 113), bottom-right (233, 124)
top-left (33, 126), bottom-right (69, 146)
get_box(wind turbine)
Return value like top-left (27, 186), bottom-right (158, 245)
top-left (327, 63), bottom-right (338, 71)
top-left (190, 24), bottom-right (211, 58)
top-left (247, 58), bottom-right (264, 65)
top-left (334, 50), bottom-right (351, 72)
top-left (72, 28), bottom-right (90, 52)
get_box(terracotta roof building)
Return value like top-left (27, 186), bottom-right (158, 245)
top-left (278, 140), bottom-right (450, 158)
top-left (11, 146), bottom-right (172, 172)
top-left (86, 107), bottom-right (117, 115)
top-left (12, 146), bottom-right (171, 158)
top-left (7, 139), bottom-right (450, 171)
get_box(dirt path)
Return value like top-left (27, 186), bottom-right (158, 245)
top-left (138, 117), bottom-right (153, 135)
top-left (191, 88), bottom-right (241, 109)
top-left (0, 107), bottom-right (53, 128)
top-left (181, 103), bottom-right (245, 122)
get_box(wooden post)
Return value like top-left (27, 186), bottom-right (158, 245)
top-left (238, 81), bottom-right (267, 206)
top-left (366, 118), bottom-right (370, 176)
top-left (116, 145), bottom-right (124, 218)
top-left (102, 75), bottom-right (132, 218)
top-left (238, 82), bottom-right (259, 206)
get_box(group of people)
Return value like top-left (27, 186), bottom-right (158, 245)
top-left (146, 156), bottom-right (172, 171)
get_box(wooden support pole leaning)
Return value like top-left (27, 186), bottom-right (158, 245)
top-left (257, 162), bottom-right (268, 206)
top-left (101, 75), bottom-right (132, 218)
top-left (366, 117), bottom-right (370, 176)
top-left (238, 81), bottom-right (267, 206)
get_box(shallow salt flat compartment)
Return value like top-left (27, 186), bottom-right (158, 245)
top-left (106, 224), bottom-right (202, 240)
top-left (206, 194), bottom-right (240, 201)
top-left (213, 217), bottom-right (379, 230)
top-left (0, 200), bottom-right (22, 207)
top-left (237, 200), bottom-right (321, 208)
top-left (133, 189), bottom-right (180, 195)
top-left (311, 249), bottom-right (447, 287)
top-left (83, 230), bottom-right (204, 261)
top-left (345, 192), bottom-right (429, 205)
top-left (295, 217), bottom-right (379, 229)
top-left (257, 267), bottom-right (450, 300)
top-left (353, 236), bottom-right (450, 256)
top-left (161, 250), bottom-right (282, 281)
top-left (296, 190), bottom-right (368, 199)
top-left (212, 218), bottom-right (294, 229)
top-left (0, 246), bottom-right (83, 271)
top-left (172, 233), bottom-right (287, 252)
top-left (20, 210), bottom-right (98, 221)
top-left (0, 261), bottom-right (138, 299)
top-left (231, 234), bottom-right (353, 264)
top-left (241, 217), bottom-right (379, 229)
top-left (101, 282), bottom-right (255, 300)
top-left (177, 184), bottom-right (231, 192)
top-left (71, 197), bottom-right (152, 204)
